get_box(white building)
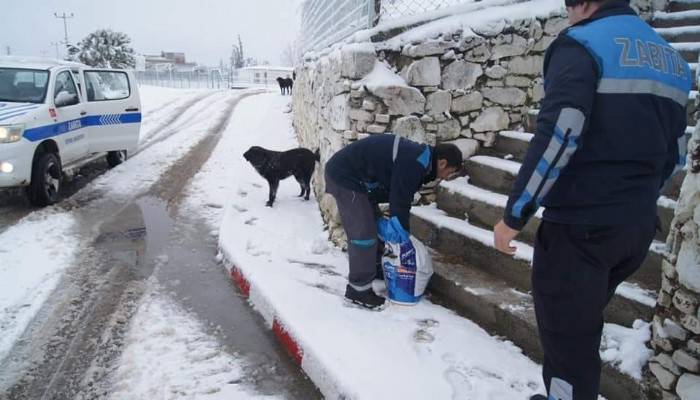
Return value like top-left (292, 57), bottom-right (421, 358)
top-left (233, 66), bottom-right (294, 85)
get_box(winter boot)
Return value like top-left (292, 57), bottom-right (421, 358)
top-left (345, 285), bottom-right (386, 311)
top-left (529, 395), bottom-right (548, 400)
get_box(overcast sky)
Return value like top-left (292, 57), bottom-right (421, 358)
top-left (1, 0), bottom-right (303, 67)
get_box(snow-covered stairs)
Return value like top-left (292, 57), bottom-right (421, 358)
top-left (411, 128), bottom-right (675, 399)
top-left (654, 0), bottom-right (700, 93)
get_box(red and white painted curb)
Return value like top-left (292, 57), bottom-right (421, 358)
top-left (223, 258), bottom-right (305, 366)
top-left (217, 247), bottom-right (350, 398)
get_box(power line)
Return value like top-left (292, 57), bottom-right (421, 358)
top-left (53, 12), bottom-right (74, 47)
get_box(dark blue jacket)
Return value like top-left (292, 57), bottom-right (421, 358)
top-left (504, 1), bottom-right (691, 230)
top-left (326, 134), bottom-right (436, 231)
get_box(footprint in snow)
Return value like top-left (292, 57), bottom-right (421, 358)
top-left (232, 204), bottom-right (247, 213)
top-left (416, 318), bottom-right (439, 328)
top-left (244, 217), bottom-right (258, 225)
top-left (413, 329), bottom-right (435, 343)
top-left (444, 368), bottom-right (473, 399)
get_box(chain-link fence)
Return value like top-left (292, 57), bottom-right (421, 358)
top-left (379, 0), bottom-right (473, 20)
top-left (300, 0), bottom-right (377, 54)
top-left (134, 70), bottom-right (277, 90)
top-left (134, 70), bottom-right (228, 89)
top-left (300, 0), bottom-right (475, 54)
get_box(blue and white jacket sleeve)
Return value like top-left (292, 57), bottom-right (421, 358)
top-left (503, 35), bottom-right (598, 231)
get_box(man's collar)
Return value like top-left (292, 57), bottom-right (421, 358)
top-left (573, 0), bottom-right (636, 27)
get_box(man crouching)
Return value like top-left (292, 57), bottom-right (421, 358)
top-left (325, 134), bottom-right (462, 310)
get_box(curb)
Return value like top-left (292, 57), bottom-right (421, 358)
top-left (224, 260), bottom-right (306, 367)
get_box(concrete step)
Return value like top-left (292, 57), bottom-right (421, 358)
top-left (662, 168), bottom-right (686, 199)
top-left (411, 205), bottom-right (657, 328)
top-left (480, 130), bottom-right (532, 164)
top-left (669, 0), bottom-right (700, 12)
top-left (465, 155), bottom-right (519, 196)
top-left (657, 24), bottom-right (700, 42)
top-left (653, 9), bottom-right (700, 28)
top-left (426, 251), bottom-right (652, 400)
top-left (480, 130), bottom-right (685, 209)
top-left (435, 177), bottom-right (672, 291)
top-left (671, 41), bottom-right (700, 63)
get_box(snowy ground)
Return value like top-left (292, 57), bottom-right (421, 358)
top-left (180, 92), bottom-right (548, 399)
top-left (108, 283), bottom-right (284, 400)
top-left (0, 86), bottom-right (254, 367)
top-left (0, 86), bottom-right (653, 399)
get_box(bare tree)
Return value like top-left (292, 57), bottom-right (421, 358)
top-left (230, 34), bottom-right (245, 69)
top-left (281, 41), bottom-right (299, 67)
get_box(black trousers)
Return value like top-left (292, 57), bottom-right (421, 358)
top-left (326, 173), bottom-right (383, 288)
top-left (532, 218), bottom-right (656, 400)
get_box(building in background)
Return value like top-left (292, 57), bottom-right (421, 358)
top-left (233, 66), bottom-right (294, 85)
top-left (143, 51), bottom-right (197, 72)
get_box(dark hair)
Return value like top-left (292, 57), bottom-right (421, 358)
top-left (565, 0), bottom-right (614, 6)
top-left (435, 143), bottom-right (463, 168)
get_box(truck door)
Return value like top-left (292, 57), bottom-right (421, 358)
top-left (83, 69), bottom-right (141, 154)
top-left (52, 70), bottom-right (88, 163)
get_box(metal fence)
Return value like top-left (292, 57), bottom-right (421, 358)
top-left (379, 0), bottom-right (473, 20)
top-left (300, 0), bottom-right (376, 54)
top-left (134, 70), bottom-right (275, 90)
top-left (300, 0), bottom-right (473, 54)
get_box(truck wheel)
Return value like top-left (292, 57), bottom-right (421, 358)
top-left (107, 150), bottom-right (127, 168)
top-left (28, 152), bottom-right (62, 206)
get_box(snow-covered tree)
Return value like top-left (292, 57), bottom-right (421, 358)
top-left (70, 29), bottom-right (136, 69)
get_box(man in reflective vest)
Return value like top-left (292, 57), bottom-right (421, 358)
top-left (493, 0), bottom-right (691, 398)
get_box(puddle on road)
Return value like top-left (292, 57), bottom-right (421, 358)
top-left (97, 195), bottom-right (319, 399)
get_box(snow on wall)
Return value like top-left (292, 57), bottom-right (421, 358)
top-left (650, 71), bottom-right (700, 398)
top-left (292, 1), bottom-right (570, 241)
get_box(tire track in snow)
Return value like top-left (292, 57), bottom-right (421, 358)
top-left (0, 91), bottom-right (265, 400)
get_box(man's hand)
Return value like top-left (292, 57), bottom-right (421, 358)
top-left (377, 216), bottom-right (409, 244)
top-left (494, 219), bottom-right (519, 255)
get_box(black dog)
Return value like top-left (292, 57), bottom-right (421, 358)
top-left (275, 77), bottom-right (294, 95)
top-left (243, 146), bottom-right (320, 207)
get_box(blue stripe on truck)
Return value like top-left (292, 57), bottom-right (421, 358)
top-left (23, 113), bottom-right (142, 142)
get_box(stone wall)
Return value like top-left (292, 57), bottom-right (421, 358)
top-left (292, 0), bottom-right (670, 245)
top-left (292, 12), bottom-right (571, 243)
top-left (650, 127), bottom-right (700, 398)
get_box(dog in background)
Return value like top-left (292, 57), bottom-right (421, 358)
top-left (275, 77), bottom-right (294, 95)
top-left (243, 146), bottom-right (320, 207)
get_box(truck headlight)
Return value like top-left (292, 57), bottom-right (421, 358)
top-left (0, 125), bottom-right (24, 143)
top-left (0, 162), bottom-right (13, 173)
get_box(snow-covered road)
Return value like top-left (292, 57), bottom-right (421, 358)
top-left (0, 87), bottom-right (317, 399)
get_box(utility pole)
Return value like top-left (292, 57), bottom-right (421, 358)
top-left (54, 12), bottom-right (74, 57)
top-left (50, 42), bottom-right (61, 59)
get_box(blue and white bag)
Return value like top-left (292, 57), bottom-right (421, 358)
top-left (382, 236), bottom-right (433, 305)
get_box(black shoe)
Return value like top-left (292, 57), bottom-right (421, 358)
top-left (345, 285), bottom-right (386, 311)
top-left (529, 395), bottom-right (547, 400)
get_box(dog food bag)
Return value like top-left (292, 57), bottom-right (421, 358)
top-left (382, 236), bottom-right (433, 305)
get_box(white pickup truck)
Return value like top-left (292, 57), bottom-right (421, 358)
top-left (0, 57), bottom-right (141, 206)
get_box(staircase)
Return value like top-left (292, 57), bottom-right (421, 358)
top-left (407, 5), bottom-right (700, 399)
top-left (411, 129), bottom-right (667, 399)
top-left (654, 0), bottom-right (700, 127)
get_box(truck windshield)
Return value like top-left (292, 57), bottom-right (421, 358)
top-left (0, 68), bottom-right (49, 104)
